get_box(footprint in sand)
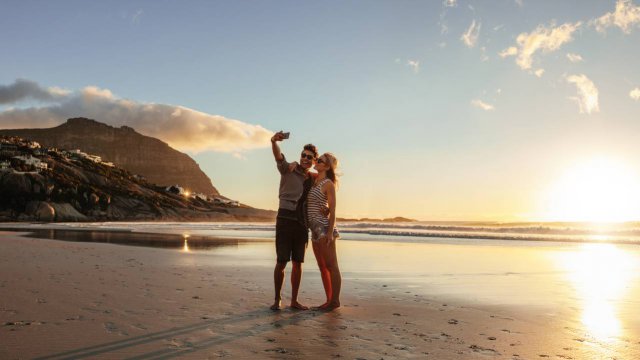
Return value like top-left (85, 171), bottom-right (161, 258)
top-left (103, 322), bottom-right (118, 333)
top-left (264, 347), bottom-right (288, 354)
top-left (214, 349), bottom-right (231, 357)
top-left (130, 323), bottom-right (147, 330)
top-left (556, 355), bottom-right (573, 359)
top-left (448, 319), bottom-right (459, 325)
top-left (469, 344), bottom-right (500, 356)
top-left (104, 322), bottom-right (128, 336)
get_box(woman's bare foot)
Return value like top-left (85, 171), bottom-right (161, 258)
top-left (290, 301), bottom-right (309, 310)
top-left (323, 302), bottom-right (340, 311)
top-left (270, 299), bottom-right (282, 311)
top-left (314, 302), bottom-right (330, 310)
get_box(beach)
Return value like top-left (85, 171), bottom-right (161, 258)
top-left (1, 226), bottom-right (639, 359)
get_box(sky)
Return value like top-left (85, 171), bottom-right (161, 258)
top-left (1, 0), bottom-right (640, 221)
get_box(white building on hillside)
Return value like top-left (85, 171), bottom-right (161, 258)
top-left (13, 155), bottom-right (42, 167)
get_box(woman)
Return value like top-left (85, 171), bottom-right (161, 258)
top-left (306, 152), bottom-right (341, 310)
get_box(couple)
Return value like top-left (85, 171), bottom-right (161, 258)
top-left (269, 131), bottom-right (341, 311)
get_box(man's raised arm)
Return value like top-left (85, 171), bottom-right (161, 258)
top-left (271, 131), bottom-right (285, 161)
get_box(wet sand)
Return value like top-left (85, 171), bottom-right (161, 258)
top-left (1, 229), bottom-right (639, 359)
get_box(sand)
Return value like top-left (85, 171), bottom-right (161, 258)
top-left (1, 230), bottom-right (639, 359)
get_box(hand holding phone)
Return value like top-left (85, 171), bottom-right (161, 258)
top-left (282, 132), bottom-right (290, 139)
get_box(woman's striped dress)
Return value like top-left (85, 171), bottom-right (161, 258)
top-left (306, 178), bottom-right (338, 241)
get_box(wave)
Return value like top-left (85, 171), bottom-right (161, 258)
top-left (6, 221), bottom-right (640, 245)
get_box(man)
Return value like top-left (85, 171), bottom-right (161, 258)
top-left (270, 131), bottom-right (317, 311)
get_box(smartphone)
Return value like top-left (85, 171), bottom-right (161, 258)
top-left (282, 132), bottom-right (290, 139)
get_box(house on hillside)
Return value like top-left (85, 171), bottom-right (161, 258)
top-left (213, 197), bottom-right (239, 207)
top-left (166, 185), bottom-right (187, 196)
top-left (13, 155), bottom-right (42, 168)
top-left (0, 143), bottom-right (18, 158)
top-left (85, 154), bottom-right (102, 163)
top-left (0, 160), bottom-right (11, 171)
top-left (193, 193), bottom-right (208, 201)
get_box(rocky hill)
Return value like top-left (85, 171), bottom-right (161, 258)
top-left (0, 142), bottom-right (275, 222)
top-left (0, 118), bottom-right (218, 195)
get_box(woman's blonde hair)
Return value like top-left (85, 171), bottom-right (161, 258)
top-left (323, 152), bottom-right (339, 188)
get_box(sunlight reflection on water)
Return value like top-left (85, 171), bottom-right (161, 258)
top-left (181, 234), bottom-right (191, 252)
top-left (555, 244), bottom-right (638, 342)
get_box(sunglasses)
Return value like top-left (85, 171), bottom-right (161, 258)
top-left (300, 153), bottom-right (315, 160)
top-left (316, 158), bottom-right (325, 164)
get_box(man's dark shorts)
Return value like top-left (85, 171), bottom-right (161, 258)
top-left (276, 216), bottom-right (308, 263)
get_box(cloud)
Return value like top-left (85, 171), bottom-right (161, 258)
top-left (500, 21), bottom-right (582, 69)
top-left (515, 0), bottom-right (524, 7)
top-left (471, 99), bottom-right (495, 111)
top-left (131, 9), bottom-right (143, 24)
top-left (0, 80), bottom-right (273, 153)
top-left (630, 87), bottom-right (640, 100)
top-left (499, 46), bottom-right (518, 58)
top-left (480, 47), bottom-right (489, 61)
top-left (534, 69), bottom-right (545, 77)
top-left (443, 0), bottom-right (457, 7)
top-left (407, 60), bottom-right (420, 73)
top-left (0, 79), bottom-right (71, 104)
top-left (566, 53), bottom-right (584, 62)
top-left (461, 20), bottom-right (481, 48)
top-left (592, 0), bottom-right (640, 34)
top-left (566, 74), bottom-right (599, 114)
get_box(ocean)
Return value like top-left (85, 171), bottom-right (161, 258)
top-left (7, 220), bottom-right (640, 246)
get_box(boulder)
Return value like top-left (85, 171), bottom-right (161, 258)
top-left (35, 202), bottom-right (55, 222)
top-left (52, 203), bottom-right (88, 222)
top-left (1, 173), bottom-right (31, 193)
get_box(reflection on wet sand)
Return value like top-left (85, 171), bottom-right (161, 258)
top-left (0, 228), bottom-right (242, 250)
top-left (182, 234), bottom-right (191, 252)
top-left (555, 243), bottom-right (639, 342)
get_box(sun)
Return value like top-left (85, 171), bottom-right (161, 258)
top-left (544, 157), bottom-right (640, 223)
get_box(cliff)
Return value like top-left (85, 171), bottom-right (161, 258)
top-left (0, 145), bottom-right (275, 222)
top-left (0, 118), bottom-right (218, 195)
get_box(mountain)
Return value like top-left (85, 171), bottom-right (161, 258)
top-left (0, 118), bottom-right (218, 195)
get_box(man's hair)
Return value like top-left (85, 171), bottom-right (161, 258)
top-left (303, 144), bottom-right (318, 158)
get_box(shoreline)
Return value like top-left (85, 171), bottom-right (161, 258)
top-left (2, 221), bottom-right (640, 247)
top-left (1, 229), bottom-right (639, 359)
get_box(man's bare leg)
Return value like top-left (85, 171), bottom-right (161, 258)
top-left (271, 262), bottom-right (287, 310)
top-left (290, 261), bottom-right (308, 310)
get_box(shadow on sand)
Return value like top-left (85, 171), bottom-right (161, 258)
top-left (35, 308), bottom-right (324, 360)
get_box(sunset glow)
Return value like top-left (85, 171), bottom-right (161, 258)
top-left (544, 157), bottom-right (640, 222)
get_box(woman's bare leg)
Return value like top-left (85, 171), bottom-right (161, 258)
top-left (324, 240), bottom-right (341, 310)
top-left (312, 241), bottom-right (332, 307)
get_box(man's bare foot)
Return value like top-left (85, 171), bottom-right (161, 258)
top-left (270, 300), bottom-right (282, 311)
top-left (290, 301), bottom-right (309, 310)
